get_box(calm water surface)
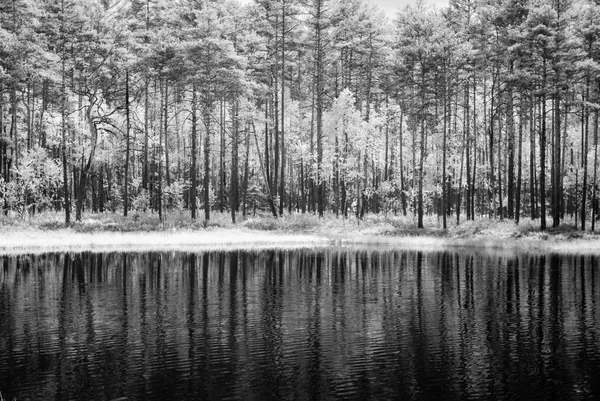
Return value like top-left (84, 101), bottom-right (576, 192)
top-left (1, 249), bottom-right (600, 400)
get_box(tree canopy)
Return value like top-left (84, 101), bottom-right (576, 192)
top-left (1, 0), bottom-right (600, 231)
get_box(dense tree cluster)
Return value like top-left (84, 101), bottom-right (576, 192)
top-left (1, 0), bottom-right (600, 230)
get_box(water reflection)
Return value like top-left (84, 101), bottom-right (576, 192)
top-left (1, 250), bottom-right (600, 400)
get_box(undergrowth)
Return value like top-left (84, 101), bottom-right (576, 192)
top-left (0, 209), bottom-right (597, 241)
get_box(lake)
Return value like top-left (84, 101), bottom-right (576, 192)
top-left (1, 248), bottom-right (599, 400)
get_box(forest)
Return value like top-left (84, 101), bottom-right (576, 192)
top-left (1, 0), bottom-right (600, 231)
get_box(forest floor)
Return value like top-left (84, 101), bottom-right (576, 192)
top-left (0, 210), bottom-right (599, 255)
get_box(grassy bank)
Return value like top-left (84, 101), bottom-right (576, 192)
top-left (0, 210), bottom-right (599, 254)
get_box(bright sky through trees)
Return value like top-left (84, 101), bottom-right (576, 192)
top-left (237, 0), bottom-right (450, 17)
top-left (372, 0), bottom-right (449, 16)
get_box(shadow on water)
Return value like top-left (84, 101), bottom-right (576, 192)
top-left (1, 248), bottom-right (600, 400)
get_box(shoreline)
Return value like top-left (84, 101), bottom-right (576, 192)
top-left (1, 227), bottom-right (599, 255)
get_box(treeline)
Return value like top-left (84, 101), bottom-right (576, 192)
top-left (1, 0), bottom-right (600, 230)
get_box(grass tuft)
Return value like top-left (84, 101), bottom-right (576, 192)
top-left (0, 210), bottom-right (599, 248)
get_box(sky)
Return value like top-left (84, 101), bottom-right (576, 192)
top-left (238, 0), bottom-right (451, 19)
top-left (371, 0), bottom-right (449, 17)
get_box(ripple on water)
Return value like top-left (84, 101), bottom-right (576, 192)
top-left (1, 249), bottom-right (600, 400)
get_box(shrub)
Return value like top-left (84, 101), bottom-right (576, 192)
top-left (132, 189), bottom-right (150, 212)
top-left (242, 217), bottom-right (278, 231)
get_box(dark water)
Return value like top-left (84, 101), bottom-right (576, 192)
top-left (1, 249), bottom-right (600, 400)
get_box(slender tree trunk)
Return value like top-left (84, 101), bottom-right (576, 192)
top-left (190, 87), bottom-right (198, 219)
top-left (300, 157), bottom-right (306, 213)
top-left (219, 98), bottom-right (225, 213)
top-left (251, 121), bottom-right (277, 217)
top-left (99, 165), bottom-right (105, 213)
top-left (417, 71), bottom-right (426, 229)
top-left (143, 79), bottom-right (149, 191)
top-left (498, 112), bottom-right (503, 219)
top-left (164, 80), bottom-right (170, 187)
top-left (540, 64), bottom-right (547, 230)
top-left (471, 77), bottom-right (477, 219)
top-left (592, 109), bottom-right (598, 231)
top-left (530, 95), bottom-right (537, 219)
top-left (334, 136), bottom-right (340, 217)
top-left (489, 76), bottom-right (496, 219)
top-left (231, 99), bottom-right (239, 224)
top-left (264, 103), bottom-right (273, 210)
top-left (315, 0), bottom-right (325, 218)
top-left (552, 93), bottom-right (561, 227)
top-left (279, 2), bottom-right (286, 216)
top-left (242, 124), bottom-right (250, 216)
top-left (75, 105), bottom-right (100, 221)
top-left (507, 84), bottom-right (515, 220)
top-left (561, 100), bottom-right (568, 220)
top-left (124, 69), bottom-right (130, 217)
top-left (384, 111), bottom-right (389, 182)
top-left (465, 83), bottom-right (471, 220)
top-left (157, 81), bottom-right (164, 222)
top-left (516, 94), bottom-right (524, 224)
top-left (203, 104), bottom-right (211, 223)
top-left (0, 82), bottom-right (4, 184)
top-left (442, 74), bottom-right (448, 230)
top-left (457, 110), bottom-right (466, 225)
top-left (582, 74), bottom-right (590, 231)
top-left (10, 84), bottom-right (17, 176)
top-left (411, 97), bottom-right (417, 221)
top-left (61, 0), bottom-right (70, 224)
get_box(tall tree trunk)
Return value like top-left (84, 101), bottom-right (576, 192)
top-left (143, 79), bottom-right (149, 191)
top-left (309, 83), bottom-right (316, 214)
top-left (540, 64), bottom-right (547, 230)
top-left (75, 106), bottom-right (100, 221)
top-left (164, 80), bottom-right (170, 188)
top-left (242, 124), bottom-right (250, 216)
top-left (61, 0), bottom-right (70, 225)
top-left (231, 99), bottom-right (239, 224)
top-left (315, 0), bottom-right (325, 217)
top-left (530, 95), bottom-right (537, 219)
top-left (190, 86), bottom-right (198, 219)
top-left (10, 84), bottom-right (17, 177)
top-left (251, 121), bottom-right (278, 217)
top-left (219, 98), bottom-right (225, 213)
top-left (470, 76), bottom-right (477, 219)
top-left (417, 71), bottom-right (426, 229)
top-left (442, 74), bottom-right (448, 230)
top-left (279, 3), bottom-right (286, 216)
top-left (516, 94), bottom-right (524, 224)
top-left (592, 109), bottom-right (599, 231)
top-left (465, 83), bottom-right (471, 220)
top-left (264, 103), bottom-right (273, 211)
top-left (489, 76), bottom-right (496, 219)
top-left (157, 81), bottom-right (164, 221)
top-left (507, 84), bottom-right (515, 220)
top-left (300, 157), bottom-right (306, 213)
top-left (334, 136), bottom-right (340, 217)
top-left (273, 67), bottom-right (279, 205)
top-left (552, 93), bottom-right (561, 227)
top-left (203, 104), bottom-right (212, 223)
top-left (498, 112), bottom-right (503, 219)
top-left (124, 69), bottom-right (130, 217)
top-left (582, 76), bottom-right (590, 231)
top-left (457, 106), bottom-right (466, 225)
top-left (0, 82), bottom-right (4, 184)
top-left (399, 110), bottom-right (407, 216)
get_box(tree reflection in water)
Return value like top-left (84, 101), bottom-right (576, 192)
top-left (1, 249), bottom-right (599, 400)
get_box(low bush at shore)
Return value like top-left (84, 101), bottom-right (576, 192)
top-left (0, 210), bottom-right (598, 242)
